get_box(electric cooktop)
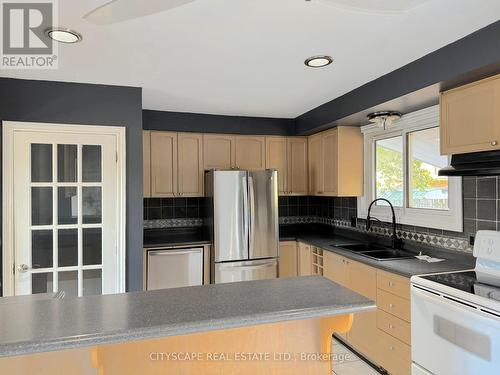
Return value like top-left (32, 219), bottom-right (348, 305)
top-left (421, 271), bottom-right (500, 304)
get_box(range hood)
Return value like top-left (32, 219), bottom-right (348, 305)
top-left (439, 150), bottom-right (500, 176)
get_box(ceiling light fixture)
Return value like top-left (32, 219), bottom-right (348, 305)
top-left (46, 28), bottom-right (82, 43)
top-left (367, 111), bottom-right (402, 130)
top-left (305, 55), bottom-right (333, 68)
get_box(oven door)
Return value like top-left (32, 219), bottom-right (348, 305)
top-left (411, 285), bottom-right (500, 375)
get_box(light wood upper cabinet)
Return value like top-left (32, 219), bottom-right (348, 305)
top-left (151, 131), bottom-right (177, 197)
top-left (266, 136), bottom-right (308, 195)
top-left (308, 134), bottom-right (322, 195)
top-left (235, 136), bottom-right (266, 170)
top-left (149, 132), bottom-right (203, 197)
top-left (321, 129), bottom-right (339, 195)
top-left (279, 241), bottom-right (298, 278)
top-left (308, 127), bottom-right (363, 197)
top-left (266, 137), bottom-right (287, 194)
top-left (287, 137), bottom-right (308, 195)
top-left (177, 133), bottom-right (204, 197)
top-left (203, 134), bottom-right (235, 170)
top-left (441, 74), bottom-right (500, 155)
top-left (143, 130), bottom-right (151, 198)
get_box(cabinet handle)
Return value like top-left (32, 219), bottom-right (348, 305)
top-left (389, 324), bottom-right (395, 329)
top-left (491, 140), bottom-right (498, 146)
top-left (389, 303), bottom-right (394, 309)
top-left (389, 281), bottom-right (395, 287)
top-left (389, 346), bottom-right (395, 351)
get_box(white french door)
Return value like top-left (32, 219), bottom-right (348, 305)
top-left (3, 122), bottom-right (126, 297)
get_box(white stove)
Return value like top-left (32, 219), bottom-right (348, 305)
top-left (411, 230), bottom-right (500, 375)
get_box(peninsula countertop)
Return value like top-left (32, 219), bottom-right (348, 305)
top-left (0, 276), bottom-right (374, 358)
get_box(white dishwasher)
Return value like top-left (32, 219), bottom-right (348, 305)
top-left (146, 247), bottom-right (203, 291)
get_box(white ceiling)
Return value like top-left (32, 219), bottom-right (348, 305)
top-left (3, 0), bottom-right (500, 118)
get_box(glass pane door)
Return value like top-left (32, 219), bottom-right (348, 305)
top-left (28, 142), bottom-right (103, 297)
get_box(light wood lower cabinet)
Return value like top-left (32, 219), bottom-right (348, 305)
top-left (278, 241), bottom-right (298, 278)
top-left (297, 242), bottom-right (312, 276)
top-left (320, 248), bottom-right (411, 375)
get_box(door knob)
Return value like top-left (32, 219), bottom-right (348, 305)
top-left (17, 264), bottom-right (29, 273)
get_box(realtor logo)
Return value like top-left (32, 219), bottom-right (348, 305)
top-left (1, 0), bottom-right (58, 69)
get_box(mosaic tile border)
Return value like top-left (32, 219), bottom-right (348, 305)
top-left (280, 216), bottom-right (473, 253)
top-left (144, 218), bottom-right (204, 229)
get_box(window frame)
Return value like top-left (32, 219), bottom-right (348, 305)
top-left (358, 105), bottom-right (463, 232)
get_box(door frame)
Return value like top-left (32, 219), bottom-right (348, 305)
top-left (2, 121), bottom-right (127, 296)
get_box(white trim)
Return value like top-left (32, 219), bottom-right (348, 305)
top-left (357, 105), bottom-right (463, 232)
top-left (2, 121), bottom-right (126, 296)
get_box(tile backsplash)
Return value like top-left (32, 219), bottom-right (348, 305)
top-left (463, 176), bottom-right (500, 236)
top-left (144, 177), bottom-right (500, 253)
top-left (144, 198), bottom-right (205, 220)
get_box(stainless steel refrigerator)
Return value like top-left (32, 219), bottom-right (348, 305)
top-left (205, 169), bottom-right (279, 284)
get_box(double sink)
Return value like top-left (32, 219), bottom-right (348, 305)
top-left (334, 243), bottom-right (415, 261)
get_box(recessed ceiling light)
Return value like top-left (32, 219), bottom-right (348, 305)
top-left (46, 28), bottom-right (82, 43)
top-left (305, 55), bottom-right (333, 68)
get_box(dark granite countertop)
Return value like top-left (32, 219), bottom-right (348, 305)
top-left (143, 227), bottom-right (210, 248)
top-left (0, 276), bottom-right (374, 358)
top-left (280, 224), bottom-right (474, 277)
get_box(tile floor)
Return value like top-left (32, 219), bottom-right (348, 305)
top-left (331, 337), bottom-right (381, 375)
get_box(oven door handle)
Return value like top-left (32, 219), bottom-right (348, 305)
top-left (412, 285), bottom-right (500, 322)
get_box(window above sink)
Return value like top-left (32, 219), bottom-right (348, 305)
top-left (358, 105), bottom-right (463, 232)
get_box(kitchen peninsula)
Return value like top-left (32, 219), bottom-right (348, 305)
top-left (0, 276), bottom-right (374, 374)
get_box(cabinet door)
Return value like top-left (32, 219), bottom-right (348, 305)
top-left (178, 133), bottom-right (204, 197)
top-left (287, 137), bottom-right (308, 195)
top-left (323, 251), bottom-right (348, 286)
top-left (151, 131), bottom-right (177, 197)
top-left (297, 242), bottom-right (312, 276)
top-left (321, 129), bottom-right (338, 195)
top-left (143, 130), bottom-right (151, 198)
top-left (345, 260), bottom-right (378, 359)
top-left (337, 127), bottom-right (363, 197)
top-left (308, 134), bottom-right (322, 195)
top-left (235, 136), bottom-right (266, 170)
top-left (266, 136), bottom-right (288, 194)
top-left (203, 134), bottom-right (234, 169)
top-left (441, 74), bottom-right (500, 155)
top-left (279, 241), bottom-right (298, 278)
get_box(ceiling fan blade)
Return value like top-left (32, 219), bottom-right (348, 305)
top-left (84, 0), bottom-right (196, 25)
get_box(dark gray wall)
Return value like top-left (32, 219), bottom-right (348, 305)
top-left (296, 20), bottom-right (500, 134)
top-left (0, 77), bottom-right (144, 293)
top-left (143, 109), bottom-right (296, 135)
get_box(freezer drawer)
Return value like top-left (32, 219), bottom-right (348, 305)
top-left (147, 248), bottom-right (203, 291)
top-left (214, 259), bottom-right (278, 284)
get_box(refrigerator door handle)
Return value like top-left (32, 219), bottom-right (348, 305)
top-left (217, 261), bottom-right (276, 272)
top-left (248, 175), bottom-right (256, 256)
top-left (242, 173), bottom-right (250, 254)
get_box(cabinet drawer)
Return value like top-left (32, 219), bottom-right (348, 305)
top-left (377, 289), bottom-right (411, 322)
top-left (377, 308), bottom-right (411, 345)
top-left (377, 329), bottom-right (411, 375)
top-left (377, 270), bottom-right (410, 300)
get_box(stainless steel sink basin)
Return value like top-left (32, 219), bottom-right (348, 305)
top-left (335, 243), bottom-right (389, 252)
top-left (359, 249), bottom-right (415, 261)
top-left (337, 243), bottom-right (415, 261)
